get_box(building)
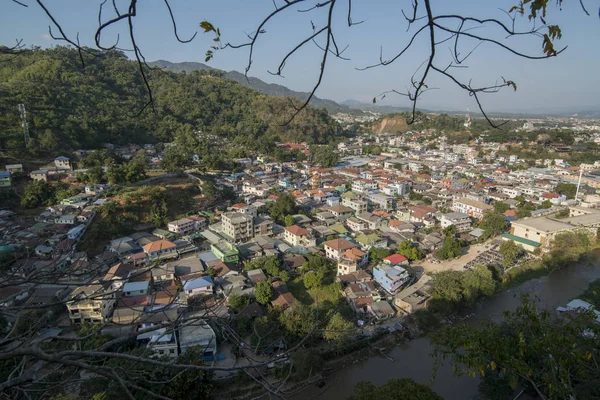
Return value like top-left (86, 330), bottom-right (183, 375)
top-left (0, 171), bottom-right (11, 187)
top-left (54, 156), bottom-right (71, 169)
top-left (179, 320), bottom-right (217, 358)
top-left (5, 164), bottom-right (23, 173)
top-left (284, 225), bottom-right (316, 247)
top-left (30, 170), bottom-right (49, 182)
top-left (142, 239), bottom-right (178, 261)
top-left (504, 217), bottom-right (573, 252)
top-left (67, 225), bottom-right (86, 240)
top-left (221, 212), bottom-right (254, 242)
top-left (373, 263), bottom-right (410, 293)
top-left (211, 241), bottom-right (239, 263)
top-left (352, 178), bottom-right (377, 194)
top-left (356, 212), bottom-right (386, 230)
top-left (323, 238), bottom-right (358, 261)
top-left (327, 205), bottom-right (353, 218)
top-left (66, 282), bottom-right (116, 325)
top-left (364, 193), bottom-right (395, 211)
top-left (440, 212), bottom-right (472, 232)
top-left (452, 198), bottom-right (493, 220)
top-left (182, 275), bottom-right (214, 297)
top-left (167, 218), bottom-right (195, 236)
top-left (122, 281), bottom-right (150, 297)
top-left (337, 248), bottom-right (368, 276)
top-left (342, 197), bottom-right (368, 214)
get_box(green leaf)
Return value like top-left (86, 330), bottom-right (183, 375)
top-left (200, 21), bottom-right (215, 32)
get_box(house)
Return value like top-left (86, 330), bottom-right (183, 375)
top-left (336, 270), bottom-right (372, 285)
top-left (211, 241), bottom-right (239, 263)
top-left (54, 156), bottom-right (71, 169)
top-left (373, 263), bottom-right (411, 293)
top-left (271, 281), bottom-right (298, 311)
top-left (440, 212), bottom-right (472, 233)
top-left (67, 225), bottom-right (86, 240)
top-left (66, 282), bottom-right (116, 325)
top-left (167, 218), bottom-right (195, 236)
top-left (342, 197), bottom-right (368, 214)
top-left (323, 238), bottom-right (358, 261)
top-left (112, 295), bottom-right (150, 324)
top-left (367, 301), bottom-right (396, 320)
top-left (356, 212), bottom-right (386, 230)
top-left (247, 269), bottom-right (268, 285)
top-left (337, 248), bottom-right (368, 276)
top-left (0, 171), bottom-right (11, 187)
top-left (452, 198), bottom-right (493, 220)
top-left (182, 275), bottom-right (214, 297)
top-left (382, 254), bottom-right (409, 266)
top-left (122, 281), bottom-right (150, 297)
top-left (5, 164), bottom-right (23, 173)
top-left (344, 281), bottom-right (380, 313)
top-left (179, 320), bottom-right (217, 358)
top-left (142, 239), bottom-right (178, 261)
top-left (30, 170), bottom-right (49, 182)
top-left (150, 264), bottom-right (176, 284)
top-left (356, 232), bottom-right (388, 250)
top-left (327, 205), bottom-right (353, 218)
top-left (284, 225), bottom-right (316, 247)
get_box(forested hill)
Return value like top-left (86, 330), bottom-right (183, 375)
top-left (148, 59), bottom-right (356, 115)
top-left (0, 47), bottom-right (342, 153)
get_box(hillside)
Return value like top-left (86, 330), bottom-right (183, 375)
top-left (0, 48), bottom-right (342, 154)
top-left (149, 60), bottom-right (359, 115)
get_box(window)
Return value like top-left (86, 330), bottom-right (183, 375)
top-left (169, 349), bottom-right (175, 354)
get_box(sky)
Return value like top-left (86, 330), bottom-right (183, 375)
top-left (1, 0), bottom-right (600, 113)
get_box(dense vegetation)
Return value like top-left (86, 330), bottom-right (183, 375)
top-left (0, 47), bottom-right (342, 155)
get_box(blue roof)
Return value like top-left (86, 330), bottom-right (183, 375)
top-left (183, 276), bottom-right (214, 291)
top-left (0, 171), bottom-right (10, 178)
top-left (55, 156), bottom-right (69, 161)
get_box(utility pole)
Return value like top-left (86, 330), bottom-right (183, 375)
top-left (18, 103), bottom-right (30, 145)
top-left (575, 168), bottom-right (584, 202)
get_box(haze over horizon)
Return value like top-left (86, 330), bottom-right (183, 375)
top-left (2, 0), bottom-right (600, 114)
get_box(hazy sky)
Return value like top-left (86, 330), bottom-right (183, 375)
top-left (2, 0), bottom-right (599, 113)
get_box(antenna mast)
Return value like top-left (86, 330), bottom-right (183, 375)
top-left (18, 104), bottom-right (30, 145)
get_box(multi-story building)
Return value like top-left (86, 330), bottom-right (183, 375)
top-left (167, 218), bottom-right (195, 236)
top-left (66, 282), bottom-right (116, 325)
top-left (327, 205), bottom-right (353, 218)
top-left (142, 239), bottom-right (178, 261)
top-left (382, 183), bottom-right (410, 196)
top-left (373, 263), bottom-right (411, 293)
top-left (54, 156), bottom-right (71, 170)
top-left (323, 238), bottom-right (358, 261)
top-left (452, 198), bottom-right (493, 220)
top-left (352, 178), bottom-right (378, 194)
top-left (440, 212), bottom-right (472, 232)
top-left (364, 193), bottom-right (395, 211)
top-left (284, 225), bottom-right (316, 247)
top-left (211, 241), bottom-right (240, 263)
top-left (337, 248), bottom-right (368, 276)
top-left (221, 212), bottom-right (254, 242)
top-left (342, 197), bottom-right (368, 214)
top-left (356, 212), bottom-right (386, 230)
top-left (30, 170), bottom-right (48, 182)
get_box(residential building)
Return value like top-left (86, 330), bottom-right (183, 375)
top-left (142, 239), bottom-right (178, 261)
top-left (211, 241), bottom-right (239, 263)
top-left (221, 212), bottom-right (254, 242)
top-left (30, 170), bottom-right (49, 182)
top-left (357, 212), bottom-right (386, 230)
top-left (66, 282), bottom-right (116, 325)
top-left (167, 218), bottom-right (195, 236)
top-left (364, 193), bottom-right (395, 211)
top-left (342, 197), bottom-right (368, 214)
top-left (352, 178), bottom-right (377, 194)
top-left (440, 212), bottom-right (472, 232)
top-left (122, 281), bottom-right (150, 297)
top-left (373, 263), bottom-right (410, 293)
top-left (452, 198), bottom-right (493, 220)
top-left (67, 225), bottom-right (86, 240)
top-left (504, 217), bottom-right (572, 252)
top-left (327, 204), bottom-right (353, 218)
top-left (182, 275), bottom-right (214, 298)
top-left (284, 225), bottom-right (316, 247)
top-left (54, 156), bottom-right (71, 169)
top-left (337, 248), bottom-right (368, 275)
top-left (4, 164), bottom-right (23, 173)
top-left (0, 171), bottom-right (11, 187)
top-left (179, 320), bottom-right (217, 357)
top-left (323, 238), bottom-right (358, 261)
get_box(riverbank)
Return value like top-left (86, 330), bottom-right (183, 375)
top-left (298, 249), bottom-right (600, 400)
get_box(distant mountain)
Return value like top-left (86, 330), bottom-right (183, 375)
top-left (341, 99), bottom-right (435, 115)
top-left (149, 60), bottom-right (360, 115)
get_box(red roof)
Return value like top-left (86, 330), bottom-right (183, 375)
top-left (285, 225), bottom-right (309, 236)
top-left (383, 254), bottom-right (408, 265)
top-left (323, 238), bottom-right (357, 251)
top-left (231, 203), bottom-right (248, 209)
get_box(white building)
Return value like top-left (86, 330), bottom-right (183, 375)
top-left (452, 198), bottom-right (493, 220)
top-left (167, 218), bottom-right (195, 236)
top-left (440, 212), bottom-right (472, 232)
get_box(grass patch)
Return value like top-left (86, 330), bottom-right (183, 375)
top-left (287, 278), bottom-right (313, 305)
top-left (501, 259), bottom-right (552, 288)
top-left (307, 282), bottom-right (343, 306)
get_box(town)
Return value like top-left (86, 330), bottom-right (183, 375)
top-left (2, 114), bottom-right (600, 397)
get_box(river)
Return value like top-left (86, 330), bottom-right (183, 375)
top-left (306, 250), bottom-right (600, 400)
